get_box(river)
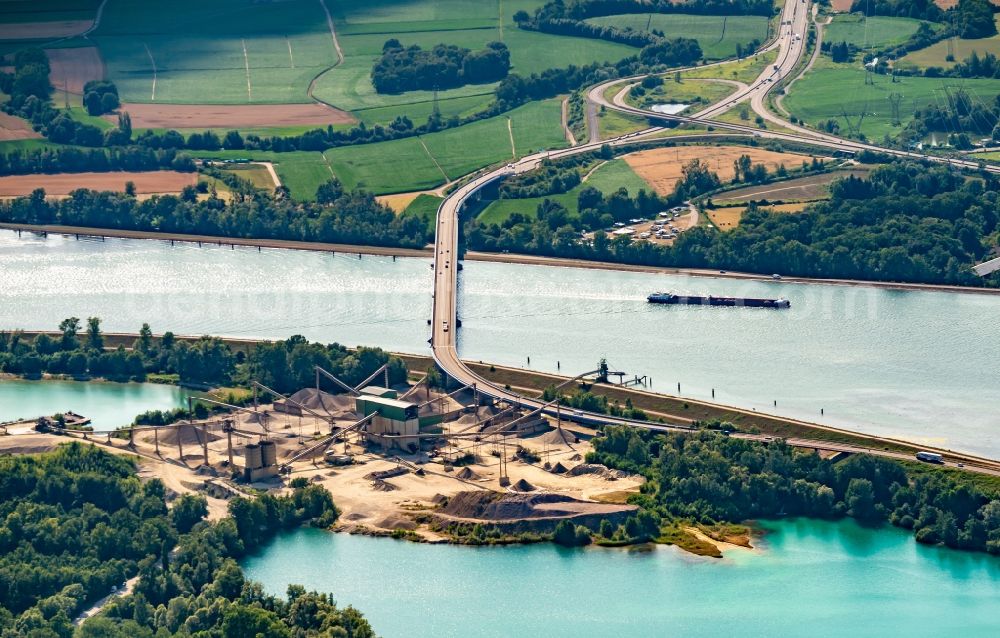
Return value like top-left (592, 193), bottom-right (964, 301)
top-left (2, 230), bottom-right (998, 457)
top-left (0, 378), bottom-right (193, 428)
top-left (241, 520), bottom-right (1000, 637)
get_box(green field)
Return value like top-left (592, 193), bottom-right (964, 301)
top-left (822, 14), bottom-right (927, 50)
top-left (682, 49), bottom-right (778, 84)
top-left (585, 14), bottom-right (770, 59)
top-left (783, 59), bottom-right (1000, 140)
top-left (0, 0), bottom-right (100, 23)
top-left (92, 0), bottom-right (338, 104)
top-left (400, 193), bottom-right (443, 235)
top-left (901, 18), bottom-right (1000, 69)
top-left (628, 78), bottom-right (737, 110)
top-left (311, 0), bottom-right (636, 123)
top-left (324, 99), bottom-right (567, 193)
top-left (194, 150), bottom-right (331, 200)
top-left (478, 157), bottom-right (651, 225)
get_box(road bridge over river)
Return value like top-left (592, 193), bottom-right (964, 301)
top-left (430, 0), bottom-right (1000, 471)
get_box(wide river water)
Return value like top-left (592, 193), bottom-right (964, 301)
top-left (1, 230), bottom-right (998, 457)
top-left (242, 520), bottom-right (1000, 637)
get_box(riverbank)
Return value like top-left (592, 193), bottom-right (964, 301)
top-left (8, 332), bottom-right (1000, 472)
top-left (4, 222), bottom-right (997, 295)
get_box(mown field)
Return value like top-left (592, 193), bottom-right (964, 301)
top-left (783, 59), bottom-right (1000, 139)
top-left (822, 14), bottom-right (928, 49)
top-left (0, 0), bottom-right (100, 23)
top-left (585, 14), bottom-right (770, 59)
top-left (194, 150), bottom-right (332, 200)
top-left (324, 98), bottom-right (567, 193)
top-left (682, 49), bottom-right (778, 84)
top-left (901, 17), bottom-right (1000, 68)
top-left (311, 0), bottom-right (636, 123)
top-left (477, 157), bottom-right (651, 225)
top-left (92, 0), bottom-right (338, 104)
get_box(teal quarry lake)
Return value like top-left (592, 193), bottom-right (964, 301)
top-left (0, 378), bottom-right (193, 428)
top-left (241, 519), bottom-right (1000, 637)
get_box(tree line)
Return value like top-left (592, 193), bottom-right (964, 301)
top-left (0, 177), bottom-right (431, 247)
top-left (466, 158), bottom-right (998, 287)
top-left (521, 0), bottom-right (775, 22)
top-left (0, 442), bottom-right (375, 637)
top-left (0, 318), bottom-right (409, 399)
top-left (372, 39), bottom-right (511, 93)
top-left (589, 426), bottom-right (1000, 554)
top-left (0, 145), bottom-right (195, 176)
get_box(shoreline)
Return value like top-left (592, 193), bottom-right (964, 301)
top-left (2, 222), bottom-right (997, 296)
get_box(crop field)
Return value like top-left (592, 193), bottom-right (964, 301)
top-left (624, 145), bottom-right (821, 195)
top-left (783, 60), bottom-right (1000, 140)
top-left (901, 18), bottom-right (1000, 68)
top-left (822, 15), bottom-right (927, 49)
top-left (711, 169), bottom-right (872, 203)
top-left (0, 170), bottom-right (196, 197)
top-left (0, 0), bottom-right (100, 23)
top-left (324, 99), bottom-right (565, 194)
top-left (707, 202), bottom-right (809, 231)
top-left (477, 157), bottom-right (651, 225)
top-left (399, 193), bottom-right (442, 235)
top-left (585, 14), bottom-right (769, 59)
top-left (311, 0), bottom-right (635, 123)
top-left (92, 0), bottom-right (338, 104)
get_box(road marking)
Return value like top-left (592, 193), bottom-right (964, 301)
top-left (242, 38), bottom-right (252, 102)
top-left (143, 43), bottom-right (157, 101)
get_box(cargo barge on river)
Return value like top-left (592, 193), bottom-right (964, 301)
top-left (648, 292), bottom-right (790, 308)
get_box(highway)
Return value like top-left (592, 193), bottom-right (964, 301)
top-left (429, 0), bottom-right (1000, 473)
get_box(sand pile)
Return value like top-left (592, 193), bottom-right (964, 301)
top-left (570, 453), bottom-right (582, 461)
top-left (511, 478), bottom-right (536, 492)
top-left (431, 494), bottom-right (449, 506)
top-left (144, 424), bottom-right (222, 447)
top-left (285, 388), bottom-right (352, 413)
top-left (535, 428), bottom-right (578, 447)
top-left (194, 465), bottom-right (218, 477)
top-left (550, 462), bottom-right (568, 474)
top-left (371, 479), bottom-right (397, 492)
top-left (567, 463), bottom-right (629, 480)
top-left (456, 467), bottom-right (482, 480)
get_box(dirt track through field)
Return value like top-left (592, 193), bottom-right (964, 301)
top-left (0, 171), bottom-right (197, 197)
top-left (46, 47), bottom-right (104, 96)
top-left (242, 38), bottom-right (252, 102)
top-left (109, 102), bottom-right (355, 129)
top-left (623, 146), bottom-right (820, 195)
top-left (143, 43), bottom-right (157, 101)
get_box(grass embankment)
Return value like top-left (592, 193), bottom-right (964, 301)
top-left (683, 50), bottom-right (778, 84)
top-left (626, 78), bottom-right (737, 110)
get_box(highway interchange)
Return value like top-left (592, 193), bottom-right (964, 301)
top-left (429, 0), bottom-right (1000, 474)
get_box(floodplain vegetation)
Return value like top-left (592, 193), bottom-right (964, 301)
top-left (0, 443), bottom-right (375, 637)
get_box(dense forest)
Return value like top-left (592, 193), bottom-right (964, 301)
top-left (0, 318), bottom-right (408, 407)
top-left (0, 443), bottom-right (374, 637)
top-left (372, 40), bottom-right (511, 93)
top-left (467, 158), bottom-right (999, 286)
top-left (0, 177), bottom-right (431, 248)
top-left (589, 426), bottom-right (1000, 554)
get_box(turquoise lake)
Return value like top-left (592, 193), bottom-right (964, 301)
top-left (1, 230), bottom-right (998, 457)
top-left (0, 378), bottom-right (193, 428)
top-left (241, 520), bottom-right (1000, 637)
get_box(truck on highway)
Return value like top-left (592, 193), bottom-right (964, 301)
top-left (916, 451), bottom-right (943, 464)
